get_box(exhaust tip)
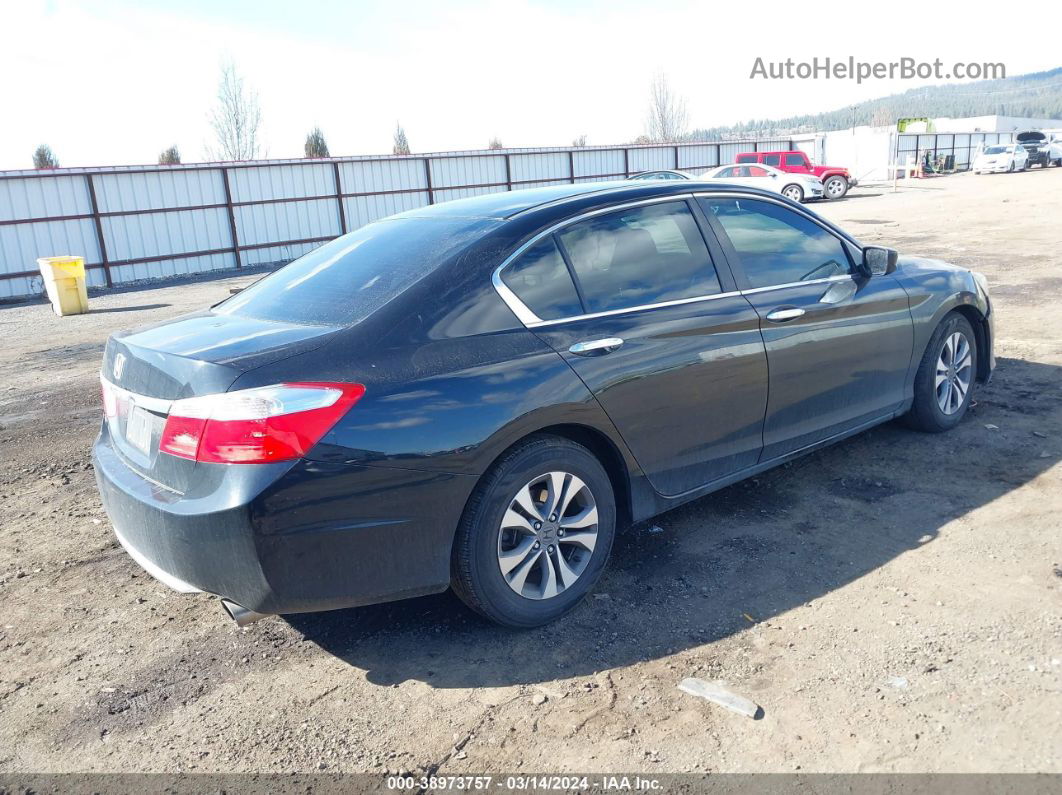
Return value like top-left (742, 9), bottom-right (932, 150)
top-left (221, 599), bottom-right (268, 627)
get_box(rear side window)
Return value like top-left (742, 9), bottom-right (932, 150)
top-left (557, 201), bottom-right (721, 313)
top-left (218, 217), bottom-right (490, 325)
top-left (701, 197), bottom-right (852, 289)
top-left (500, 237), bottom-right (582, 320)
top-left (764, 154), bottom-right (781, 166)
top-left (785, 154), bottom-right (805, 166)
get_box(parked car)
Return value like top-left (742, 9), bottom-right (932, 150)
top-left (972, 143), bottom-right (1029, 173)
top-left (626, 170), bottom-right (694, 181)
top-left (1015, 131), bottom-right (1062, 168)
top-left (701, 163), bottom-right (824, 202)
top-left (736, 150), bottom-right (856, 199)
top-left (93, 181), bottom-right (994, 629)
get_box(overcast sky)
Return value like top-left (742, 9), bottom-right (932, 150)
top-left (2, 0), bottom-right (1058, 169)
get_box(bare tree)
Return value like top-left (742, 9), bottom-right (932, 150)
top-left (488, 137), bottom-right (504, 150)
top-left (33, 144), bottom-right (59, 169)
top-left (571, 134), bottom-right (588, 147)
top-left (393, 123), bottom-right (411, 155)
top-left (304, 127), bottom-right (330, 158)
top-left (158, 146), bottom-right (181, 165)
top-left (645, 74), bottom-right (688, 143)
top-left (208, 62), bottom-right (263, 161)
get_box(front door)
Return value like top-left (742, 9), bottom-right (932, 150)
top-left (700, 196), bottom-right (913, 460)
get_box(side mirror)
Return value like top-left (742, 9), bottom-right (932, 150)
top-left (862, 246), bottom-right (898, 277)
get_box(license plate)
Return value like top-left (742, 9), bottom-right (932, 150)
top-left (126, 405), bottom-right (154, 455)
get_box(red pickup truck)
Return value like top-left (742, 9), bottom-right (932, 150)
top-left (736, 151), bottom-right (856, 200)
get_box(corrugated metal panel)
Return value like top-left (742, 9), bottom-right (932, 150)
top-left (677, 144), bottom-right (719, 171)
top-left (0, 218), bottom-right (102, 274)
top-left (94, 169), bottom-right (225, 212)
top-left (339, 159), bottom-right (426, 194)
top-left (0, 136), bottom-right (791, 300)
top-left (430, 156), bottom-right (506, 189)
top-left (102, 207), bottom-right (231, 261)
top-left (432, 185), bottom-right (508, 203)
top-left (242, 240), bottom-right (320, 268)
top-left (344, 192), bottom-right (429, 228)
top-left (110, 252), bottom-right (235, 284)
top-left (718, 143), bottom-right (750, 164)
top-left (509, 153), bottom-right (570, 184)
top-left (0, 275), bottom-right (39, 300)
top-left (0, 174), bottom-right (91, 222)
top-left (628, 147), bottom-right (676, 172)
top-left (229, 163), bottom-right (335, 202)
top-left (234, 198), bottom-right (339, 247)
top-left (573, 149), bottom-right (625, 178)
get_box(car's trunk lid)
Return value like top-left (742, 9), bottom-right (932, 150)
top-left (101, 312), bottom-right (338, 492)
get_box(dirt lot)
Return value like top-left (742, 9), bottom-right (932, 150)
top-left (1, 169), bottom-right (1060, 777)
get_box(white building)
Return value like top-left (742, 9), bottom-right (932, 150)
top-left (793, 114), bottom-right (1062, 183)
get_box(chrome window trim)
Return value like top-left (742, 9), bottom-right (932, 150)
top-left (100, 375), bottom-right (174, 414)
top-left (491, 191), bottom-right (863, 330)
top-left (741, 274), bottom-right (853, 295)
top-left (527, 290), bottom-right (743, 328)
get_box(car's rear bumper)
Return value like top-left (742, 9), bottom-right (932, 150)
top-left (92, 426), bottom-right (476, 616)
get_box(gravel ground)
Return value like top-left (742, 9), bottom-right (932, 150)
top-left (1, 169), bottom-right (1060, 776)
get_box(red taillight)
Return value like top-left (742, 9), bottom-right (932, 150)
top-left (159, 382), bottom-right (365, 464)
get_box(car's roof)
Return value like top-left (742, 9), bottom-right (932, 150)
top-left (391, 179), bottom-right (781, 226)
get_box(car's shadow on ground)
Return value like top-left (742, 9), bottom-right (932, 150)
top-left (287, 356), bottom-right (1061, 688)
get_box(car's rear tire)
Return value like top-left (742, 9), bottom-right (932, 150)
top-left (904, 312), bottom-right (978, 433)
top-left (782, 184), bottom-right (804, 202)
top-left (451, 435), bottom-right (616, 628)
top-left (823, 175), bottom-right (848, 199)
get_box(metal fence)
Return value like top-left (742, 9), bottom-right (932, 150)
top-left (895, 131), bottom-right (1016, 172)
top-left (0, 138), bottom-right (792, 300)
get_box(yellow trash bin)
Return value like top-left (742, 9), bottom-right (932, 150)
top-left (37, 256), bottom-right (89, 316)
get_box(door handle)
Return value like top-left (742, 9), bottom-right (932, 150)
top-left (765, 307), bottom-right (805, 323)
top-left (569, 338), bottom-right (624, 355)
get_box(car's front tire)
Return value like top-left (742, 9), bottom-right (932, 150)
top-left (451, 435), bottom-right (616, 628)
top-left (904, 312), bottom-right (978, 433)
top-left (782, 184), bottom-right (804, 202)
top-left (823, 175), bottom-right (849, 199)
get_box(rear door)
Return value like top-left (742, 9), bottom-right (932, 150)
top-left (782, 152), bottom-right (813, 175)
top-left (498, 198), bottom-right (768, 497)
top-left (699, 195), bottom-right (913, 460)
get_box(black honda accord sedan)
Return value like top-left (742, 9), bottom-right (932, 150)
top-left (93, 180), bottom-right (994, 628)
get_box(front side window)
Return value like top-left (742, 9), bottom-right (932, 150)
top-left (784, 154), bottom-right (806, 166)
top-left (500, 237), bottom-right (582, 320)
top-left (747, 166), bottom-right (769, 177)
top-left (700, 198), bottom-right (852, 289)
top-left (557, 201), bottom-right (720, 313)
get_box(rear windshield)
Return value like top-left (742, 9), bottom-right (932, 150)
top-left (217, 216), bottom-right (491, 325)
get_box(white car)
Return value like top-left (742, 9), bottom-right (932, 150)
top-left (972, 144), bottom-right (1029, 174)
top-left (699, 163), bottom-right (825, 202)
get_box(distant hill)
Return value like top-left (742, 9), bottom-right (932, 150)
top-left (690, 67), bottom-right (1062, 140)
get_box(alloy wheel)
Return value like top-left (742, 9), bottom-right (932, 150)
top-left (935, 331), bottom-right (973, 415)
top-left (824, 177), bottom-right (846, 198)
top-left (497, 471), bottom-right (598, 600)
